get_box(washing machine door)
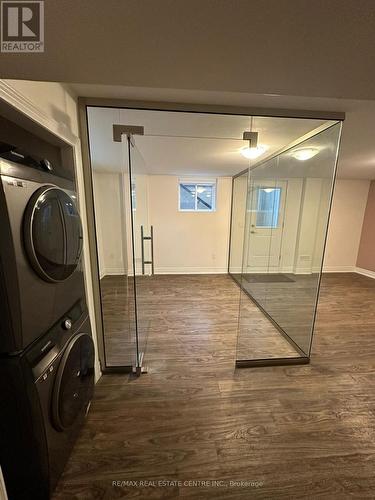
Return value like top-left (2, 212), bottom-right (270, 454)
top-left (52, 332), bottom-right (95, 431)
top-left (23, 185), bottom-right (83, 282)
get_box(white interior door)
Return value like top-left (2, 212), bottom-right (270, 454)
top-left (245, 180), bottom-right (287, 273)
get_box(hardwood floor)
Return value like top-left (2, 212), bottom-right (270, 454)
top-left (101, 273), bottom-right (300, 365)
top-left (100, 275), bottom-right (134, 366)
top-left (53, 273), bottom-right (375, 499)
top-left (237, 273), bottom-right (322, 355)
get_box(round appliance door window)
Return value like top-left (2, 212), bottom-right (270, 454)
top-left (24, 186), bottom-right (83, 282)
top-left (52, 332), bottom-right (95, 431)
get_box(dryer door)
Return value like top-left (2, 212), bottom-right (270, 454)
top-left (52, 332), bottom-right (95, 431)
top-left (23, 186), bottom-right (83, 282)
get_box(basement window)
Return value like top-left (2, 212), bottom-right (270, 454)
top-left (178, 180), bottom-right (217, 212)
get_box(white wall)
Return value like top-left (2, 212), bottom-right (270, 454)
top-left (237, 177), bottom-right (369, 276)
top-left (294, 178), bottom-right (332, 274)
top-left (282, 178), bottom-right (370, 274)
top-left (324, 179), bottom-right (370, 271)
top-left (133, 174), bottom-right (150, 273)
top-left (5, 80), bottom-right (80, 136)
top-left (93, 172), bottom-right (127, 277)
top-left (149, 175), bottom-right (232, 274)
top-left (1, 79), bottom-right (101, 380)
top-left (93, 174), bottom-right (232, 275)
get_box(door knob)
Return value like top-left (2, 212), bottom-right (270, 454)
top-left (250, 230), bottom-right (256, 234)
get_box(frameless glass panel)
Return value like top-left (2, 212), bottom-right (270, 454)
top-left (240, 168), bottom-right (279, 315)
top-left (228, 171), bottom-right (248, 284)
top-left (128, 138), bottom-right (151, 371)
top-left (236, 122), bottom-right (342, 363)
top-left (263, 124), bottom-right (342, 355)
top-left (90, 136), bottom-right (137, 367)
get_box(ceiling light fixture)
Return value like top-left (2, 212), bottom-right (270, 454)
top-left (240, 145), bottom-right (268, 160)
top-left (241, 120), bottom-right (268, 161)
top-left (291, 148), bottom-right (319, 161)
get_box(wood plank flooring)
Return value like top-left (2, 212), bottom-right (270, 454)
top-left (101, 274), bottom-right (299, 365)
top-left (53, 273), bottom-right (375, 499)
top-left (238, 273), bottom-right (322, 355)
top-left (100, 275), bottom-right (135, 366)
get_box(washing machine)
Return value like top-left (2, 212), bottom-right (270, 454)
top-left (0, 156), bottom-right (85, 354)
top-left (0, 301), bottom-right (95, 499)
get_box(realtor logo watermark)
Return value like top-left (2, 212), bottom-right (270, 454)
top-left (1, 1), bottom-right (44, 52)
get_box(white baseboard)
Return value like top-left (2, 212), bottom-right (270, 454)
top-left (242, 267), bottom-right (288, 273)
top-left (154, 266), bottom-right (228, 275)
top-left (100, 267), bottom-right (228, 276)
top-left (99, 265), bottom-right (375, 279)
top-left (321, 265), bottom-right (375, 279)
top-left (323, 265), bottom-right (356, 273)
top-left (355, 266), bottom-right (375, 279)
top-left (100, 268), bottom-right (127, 279)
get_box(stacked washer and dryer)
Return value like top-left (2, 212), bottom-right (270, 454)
top-left (0, 147), bottom-right (95, 499)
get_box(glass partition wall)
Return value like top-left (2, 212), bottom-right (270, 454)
top-left (87, 104), bottom-right (342, 373)
top-left (90, 134), bottom-right (138, 369)
top-left (127, 137), bottom-right (152, 373)
top-left (231, 122), bottom-right (342, 366)
top-left (90, 132), bottom-right (150, 373)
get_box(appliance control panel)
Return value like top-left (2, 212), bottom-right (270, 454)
top-left (26, 299), bottom-right (86, 377)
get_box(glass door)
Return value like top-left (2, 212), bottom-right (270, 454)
top-left (89, 124), bottom-right (137, 370)
top-left (126, 135), bottom-right (151, 374)
top-left (89, 125), bottom-right (153, 374)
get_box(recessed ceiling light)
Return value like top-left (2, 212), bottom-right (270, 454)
top-left (240, 145), bottom-right (268, 160)
top-left (291, 148), bottom-right (319, 161)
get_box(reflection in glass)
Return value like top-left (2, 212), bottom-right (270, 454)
top-left (128, 139), bottom-right (154, 371)
top-left (234, 122), bottom-right (342, 363)
top-left (256, 187), bottom-right (281, 228)
top-left (90, 142), bottom-right (137, 367)
top-left (228, 171), bottom-right (248, 284)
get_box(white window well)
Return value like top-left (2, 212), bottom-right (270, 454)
top-left (178, 180), bottom-right (217, 212)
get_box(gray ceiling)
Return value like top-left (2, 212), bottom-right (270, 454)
top-left (86, 103), bottom-right (375, 180)
top-left (87, 107), bottom-right (335, 177)
top-left (1, 0), bottom-right (375, 101)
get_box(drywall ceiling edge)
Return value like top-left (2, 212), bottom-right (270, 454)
top-left (79, 97), bottom-right (345, 122)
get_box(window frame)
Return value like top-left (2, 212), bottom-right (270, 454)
top-left (178, 179), bottom-right (217, 212)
